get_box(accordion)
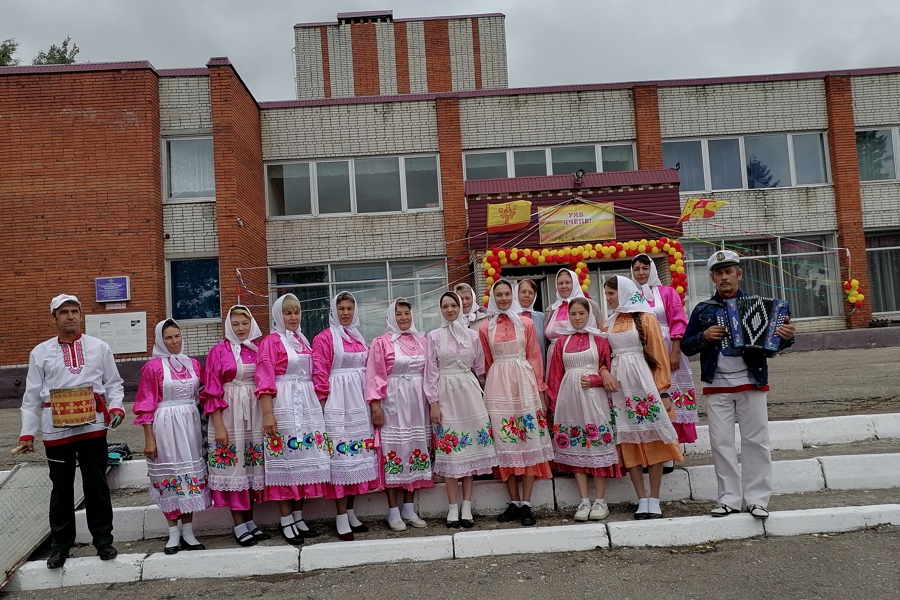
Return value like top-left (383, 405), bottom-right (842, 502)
top-left (715, 296), bottom-right (790, 356)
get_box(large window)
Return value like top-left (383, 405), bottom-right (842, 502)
top-left (866, 231), bottom-right (900, 313)
top-left (465, 143), bottom-right (636, 180)
top-left (856, 129), bottom-right (898, 181)
top-left (266, 154), bottom-right (441, 217)
top-left (274, 259), bottom-right (448, 341)
top-left (165, 138), bottom-right (215, 200)
top-left (682, 235), bottom-right (842, 319)
top-left (170, 258), bottom-right (221, 320)
top-left (662, 133), bottom-right (829, 192)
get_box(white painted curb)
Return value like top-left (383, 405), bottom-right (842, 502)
top-left (764, 506), bottom-right (866, 537)
top-left (800, 415), bottom-right (876, 446)
top-left (453, 523), bottom-right (609, 558)
top-left (299, 536), bottom-right (454, 571)
top-left (5, 554), bottom-right (144, 592)
top-left (685, 458), bottom-right (825, 501)
top-left (142, 546), bottom-right (299, 580)
top-left (873, 413), bottom-right (900, 440)
top-left (607, 514), bottom-right (764, 547)
top-left (818, 453), bottom-right (900, 490)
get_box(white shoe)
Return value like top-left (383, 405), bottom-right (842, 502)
top-left (402, 514), bottom-right (427, 528)
top-left (574, 502), bottom-right (591, 522)
top-left (589, 500), bottom-right (610, 521)
top-left (388, 519), bottom-right (407, 532)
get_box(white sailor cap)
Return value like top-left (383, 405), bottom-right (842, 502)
top-left (707, 250), bottom-right (741, 271)
top-left (50, 294), bottom-right (81, 314)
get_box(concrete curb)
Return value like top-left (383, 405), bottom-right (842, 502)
top-left (818, 453), bottom-right (900, 490)
top-left (142, 546), bottom-right (299, 580)
top-left (607, 514), bottom-right (764, 547)
top-left (454, 523), bottom-right (609, 558)
top-left (299, 536), bottom-right (454, 571)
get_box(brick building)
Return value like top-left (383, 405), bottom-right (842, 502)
top-left (2, 9), bottom-right (900, 374)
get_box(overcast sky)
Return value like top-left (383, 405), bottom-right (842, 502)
top-left (5, 0), bottom-right (900, 102)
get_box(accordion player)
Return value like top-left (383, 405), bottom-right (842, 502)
top-left (715, 296), bottom-right (790, 356)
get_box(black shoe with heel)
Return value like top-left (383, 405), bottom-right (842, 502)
top-left (519, 505), bottom-right (536, 527)
top-left (497, 503), bottom-right (520, 523)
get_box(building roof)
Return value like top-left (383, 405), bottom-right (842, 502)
top-left (465, 169), bottom-right (681, 197)
top-left (295, 12), bottom-right (504, 28)
top-left (0, 61), bottom-right (155, 77)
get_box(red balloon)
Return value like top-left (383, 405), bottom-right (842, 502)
top-left (615, 243), bottom-right (624, 252)
top-left (855, 300), bottom-right (864, 307)
top-left (843, 282), bottom-right (852, 290)
top-left (659, 236), bottom-right (669, 244)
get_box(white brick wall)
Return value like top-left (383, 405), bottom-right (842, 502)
top-left (294, 27), bottom-right (326, 100)
top-left (163, 202), bottom-right (218, 255)
top-left (268, 212), bottom-right (446, 266)
top-left (260, 101), bottom-right (438, 160)
top-left (794, 317), bottom-right (846, 333)
top-left (861, 183), bottom-right (900, 229)
top-left (327, 25), bottom-right (354, 98)
top-left (181, 322), bottom-right (222, 357)
top-left (159, 77), bottom-right (212, 133)
top-left (449, 19), bottom-right (476, 92)
top-left (852, 74), bottom-right (900, 127)
top-left (478, 16), bottom-right (508, 90)
top-left (406, 21), bottom-right (428, 94)
top-left (459, 90), bottom-right (635, 149)
top-left (682, 186), bottom-right (837, 239)
top-left (375, 22), bottom-right (398, 96)
top-left (659, 80), bottom-right (827, 137)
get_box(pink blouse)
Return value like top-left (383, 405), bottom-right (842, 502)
top-left (200, 340), bottom-right (258, 414)
top-left (479, 315), bottom-right (547, 392)
top-left (364, 332), bottom-right (426, 403)
top-left (423, 328), bottom-right (485, 404)
top-left (545, 333), bottom-right (612, 409)
top-left (311, 330), bottom-right (367, 400)
top-left (648, 285), bottom-right (689, 339)
top-left (254, 333), bottom-right (312, 398)
top-left (133, 357), bottom-right (204, 425)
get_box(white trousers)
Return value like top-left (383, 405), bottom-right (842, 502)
top-left (705, 390), bottom-right (773, 509)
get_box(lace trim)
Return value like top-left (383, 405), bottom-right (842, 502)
top-left (616, 430), bottom-right (679, 445)
top-left (433, 454), bottom-right (499, 478)
top-left (553, 452), bottom-right (620, 468)
top-left (385, 471), bottom-right (433, 484)
top-left (208, 475), bottom-right (267, 492)
top-left (264, 470), bottom-right (330, 487)
top-left (671, 412), bottom-right (700, 424)
top-left (495, 445), bottom-right (554, 468)
top-left (153, 491), bottom-right (211, 515)
top-left (329, 465), bottom-right (380, 486)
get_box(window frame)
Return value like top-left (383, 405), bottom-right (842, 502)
top-left (856, 126), bottom-right (900, 184)
top-left (165, 256), bottom-right (222, 324)
top-left (463, 142), bottom-right (638, 181)
top-left (265, 153), bottom-right (443, 219)
top-left (162, 136), bottom-right (217, 204)
top-left (864, 229), bottom-right (900, 315)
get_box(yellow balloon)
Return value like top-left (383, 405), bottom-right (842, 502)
top-left (649, 240), bottom-right (658, 247)
top-left (581, 284), bottom-right (589, 291)
top-left (512, 247), bottom-right (519, 253)
top-left (498, 251), bottom-right (507, 259)
top-left (486, 277), bottom-right (495, 286)
top-left (857, 294), bottom-right (865, 301)
top-left (674, 251), bottom-right (683, 260)
top-left (618, 250), bottom-right (627, 258)
top-left (638, 244), bottom-right (647, 253)
top-left (585, 243), bottom-right (594, 251)
top-left (848, 295), bottom-right (858, 303)
top-left (510, 251), bottom-right (519, 260)
top-left (670, 264), bottom-right (678, 272)
top-left (519, 257), bottom-right (528, 265)
top-left (663, 243), bottom-right (671, 251)
top-left (500, 258), bottom-right (508, 265)
top-left (538, 256), bottom-right (546, 263)
top-left (628, 241), bottom-right (638, 251)
top-left (575, 268), bottom-right (583, 275)
top-left (851, 279), bottom-right (859, 287)
top-left (563, 247), bottom-right (572, 256)
top-left (488, 268), bottom-right (496, 276)
top-left (577, 261), bottom-right (587, 269)
top-left (589, 250), bottom-right (597, 258)
top-left (486, 250), bottom-right (494, 257)
top-left (676, 259), bottom-right (684, 267)
top-left (668, 248), bottom-right (677, 255)
top-left (541, 249), bottom-right (549, 257)
top-left (482, 295), bottom-right (490, 304)
top-left (675, 286), bottom-right (685, 293)
top-left (531, 251), bottom-right (539, 258)
top-left (677, 266), bottom-right (685, 274)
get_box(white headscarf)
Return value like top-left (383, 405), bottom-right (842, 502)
top-left (330, 291), bottom-right (366, 345)
top-left (486, 279), bottom-right (525, 331)
top-left (514, 280), bottom-right (538, 313)
top-left (455, 283), bottom-right (482, 323)
top-left (559, 298), bottom-right (603, 337)
top-left (152, 319), bottom-right (192, 371)
top-left (439, 291), bottom-right (471, 350)
top-left (272, 294), bottom-right (310, 352)
top-left (385, 298), bottom-right (420, 341)
top-left (603, 275), bottom-right (653, 331)
top-left (630, 254), bottom-right (662, 300)
top-left (224, 305), bottom-right (263, 352)
top-left (549, 268), bottom-right (586, 311)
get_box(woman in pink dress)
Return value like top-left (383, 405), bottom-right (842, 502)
top-left (365, 298), bottom-right (433, 531)
top-left (134, 320), bottom-right (210, 554)
top-left (543, 269), bottom-right (602, 379)
top-left (426, 292), bottom-right (497, 528)
top-left (312, 291), bottom-right (380, 541)
top-left (202, 305), bottom-right (269, 546)
top-left (480, 279), bottom-right (553, 527)
top-left (255, 294), bottom-right (331, 545)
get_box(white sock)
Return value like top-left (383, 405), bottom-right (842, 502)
top-left (521, 501), bottom-right (531, 507)
top-left (181, 522), bottom-right (200, 546)
top-left (512, 501), bottom-right (523, 507)
top-left (166, 525), bottom-right (180, 548)
top-left (580, 497), bottom-right (590, 505)
top-left (234, 523), bottom-right (249, 538)
top-left (388, 506), bottom-right (402, 523)
top-left (596, 498), bottom-right (605, 504)
top-left (663, 460), bottom-right (675, 468)
top-left (401, 502), bottom-right (418, 519)
top-left (461, 500), bottom-right (473, 521)
top-left (245, 519), bottom-right (258, 532)
top-left (346, 509), bottom-right (363, 527)
top-left (636, 497), bottom-right (649, 513)
top-left (335, 513), bottom-right (351, 535)
top-left (648, 498), bottom-right (662, 513)
top-left (447, 504), bottom-right (459, 521)
top-left (292, 510), bottom-right (310, 531)
top-left (280, 515), bottom-right (298, 538)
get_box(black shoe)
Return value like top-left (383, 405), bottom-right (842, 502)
top-left (180, 539), bottom-right (206, 551)
top-left (163, 543), bottom-right (180, 555)
top-left (350, 523), bottom-right (369, 534)
top-left (634, 510), bottom-right (649, 520)
top-left (520, 505), bottom-right (536, 527)
top-left (645, 511), bottom-right (663, 519)
top-left (248, 526), bottom-right (271, 541)
top-left (47, 550), bottom-right (68, 569)
top-left (294, 521), bottom-right (320, 538)
top-left (446, 519), bottom-right (460, 529)
top-left (280, 523), bottom-right (304, 546)
top-left (97, 545), bottom-right (118, 561)
top-left (497, 503), bottom-right (521, 523)
top-left (234, 531), bottom-right (257, 547)
top-left (460, 519), bottom-right (474, 529)
top-left (662, 465), bottom-right (675, 475)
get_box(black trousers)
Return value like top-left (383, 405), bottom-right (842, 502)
top-left (45, 435), bottom-right (114, 552)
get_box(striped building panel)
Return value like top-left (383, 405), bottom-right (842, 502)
top-left (477, 15), bottom-right (508, 89)
top-left (294, 26), bottom-right (326, 100)
top-left (851, 73), bottom-right (900, 127)
top-left (327, 25), bottom-right (355, 98)
top-left (406, 20), bottom-right (429, 94)
top-left (159, 76), bottom-right (212, 133)
top-left (449, 19), bottom-right (476, 91)
top-left (375, 22), bottom-right (398, 95)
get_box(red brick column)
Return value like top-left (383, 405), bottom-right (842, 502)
top-left (351, 23), bottom-right (380, 97)
top-left (394, 22), bottom-right (410, 94)
top-left (472, 18), bottom-right (482, 91)
top-left (436, 97), bottom-right (469, 287)
top-left (633, 85), bottom-right (663, 169)
top-left (320, 27), bottom-right (332, 98)
top-left (207, 58), bottom-right (269, 328)
top-left (424, 20), bottom-right (452, 93)
top-left (825, 75), bottom-right (870, 329)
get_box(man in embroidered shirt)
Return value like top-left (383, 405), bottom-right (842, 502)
top-left (681, 251), bottom-right (795, 521)
top-left (19, 294), bottom-right (125, 568)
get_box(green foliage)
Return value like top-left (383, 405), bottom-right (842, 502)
top-left (0, 38), bottom-right (20, 66)
top-left (32, 36), bottom-right (79, 65)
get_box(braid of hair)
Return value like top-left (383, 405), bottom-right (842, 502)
top-left (632, 313), bottom-right (659, 371)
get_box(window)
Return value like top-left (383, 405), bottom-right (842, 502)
top-left (551, 146), bottom-right (596, 175)
top-left (514, 150), bottom-right (547, 177)
top-left (266, 154), bottom-right (441, 217)
top-left (165, 138), bottom-right (215, 200)
top-left (274, 259), bottom-right (448, 341)
top-left (682, 235), bottom-right (842, 319)
top-left (464, 143), bottom-right (636, 181)
top-left (866, 231), bottom-right (900, 313)
top-left (465, 152), bottom-right (507, 180)
top-left (170, 258), bottom-right (221, 320)
top-left (600, 144), bottom-right (634, 172)
top-left (856, 129), bottom-right (897, 181)
top-left (662, 133), bottom-right (829, 192)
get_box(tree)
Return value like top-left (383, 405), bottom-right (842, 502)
top-left (32, 36), bottom-right (79, 65)
top-left (746, 155), bottom-right (781, 189)
top-left (0, 38), bottom-right (20, 66)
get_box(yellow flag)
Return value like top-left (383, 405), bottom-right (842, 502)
top-left (487, 200), bottom-right (532, 233)
top-left (677, 198), bottom-right (728, 224)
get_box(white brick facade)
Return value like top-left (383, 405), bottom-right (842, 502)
top-left (327, 26), bottom-right (354, 98)
top-left (861, 183), bottom-right (900, 229)
top-left (181, 322), bottom-right (222, 356)
top-left (449, 19), bottom-right (476, 91)
top-left (260, 101), bottom-right (438, 160)
top-left (458, 90), bottom-right (635, 150)
top-left (163, 202), bottom-right (218, 256)
top-left (658, 80), bottom-right (827, 137)
top-left (375, 22), bottom-right (398, 96)
top-left (852, 74), bottom-right (900, 127)
top-left (159, 77), bottom-right (211, 133)
top-left (477, 16), bottom-right (508, 89)
top-left (294, 27), bottom-right (326, 100)
top-left (406, 21), bottom-right (428, 94)
top-left (267, 212), bottom-right (446, 266)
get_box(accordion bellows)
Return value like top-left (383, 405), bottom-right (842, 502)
top-left (716, 296), bottom-right (790, 355)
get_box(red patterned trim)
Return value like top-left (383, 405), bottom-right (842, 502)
top-left (703, 384), bottom-right (770, 394)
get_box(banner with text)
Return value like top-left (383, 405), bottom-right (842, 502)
top-left (538, 202), bottom-right (615, 244)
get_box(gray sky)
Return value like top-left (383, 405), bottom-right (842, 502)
top-left (5, 0), bottom-right (900, 102)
